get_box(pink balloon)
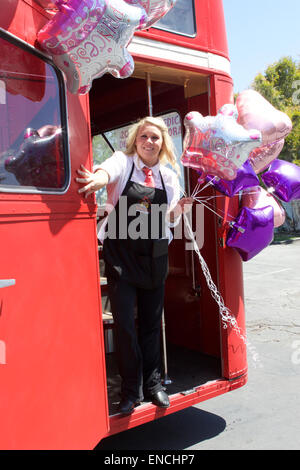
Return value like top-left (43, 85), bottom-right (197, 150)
top-left (37, 0), bottom-right (175, 94)
top-left (236, 90), bottom-right (292, 145)
top-left (181, 108), bottom-right (262, 181)
top-left (249, 138), bottom-right (284, 174)
top-left (241, 186), bottom-right (286, 228)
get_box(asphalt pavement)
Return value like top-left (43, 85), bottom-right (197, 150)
top-left (96, 238), bottom-right (300, 451)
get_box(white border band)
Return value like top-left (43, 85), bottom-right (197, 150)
top-left (129, 36), bottom-right (231, 75)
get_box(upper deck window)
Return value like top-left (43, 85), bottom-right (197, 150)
top-left (0, 32), bottom-right (69, 193)
top-left (154, 0), bottom-right (196, 37)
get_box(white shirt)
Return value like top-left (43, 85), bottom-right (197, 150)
top-left (94, 151), bottom-right (181, 242)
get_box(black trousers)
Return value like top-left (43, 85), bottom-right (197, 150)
top-left (107, 275), bottom-right (165, 402)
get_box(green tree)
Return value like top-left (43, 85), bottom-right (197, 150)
top-left (252, 56), bottom-right (300, 165)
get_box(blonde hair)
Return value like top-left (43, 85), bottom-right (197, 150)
top-left (125, 116), bottom-right (180, 173)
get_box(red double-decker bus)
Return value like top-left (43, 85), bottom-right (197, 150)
top-left (0, 0), bottom-right (247, 449)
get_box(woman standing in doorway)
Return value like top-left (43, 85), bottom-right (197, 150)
top-left (77, 116), bottom-right (192, 415)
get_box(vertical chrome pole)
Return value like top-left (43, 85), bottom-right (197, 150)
top-left (161, 309), bottom-right (172, 385)
top-left (146, 71), bottom-right (171, 384)
top-left (186, 167), bottom-right (196, 290)
top-left (146, 72), bottom-right (153, 117)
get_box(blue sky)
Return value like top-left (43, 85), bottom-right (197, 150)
top-left (222, 0), bottom-right (300, 93)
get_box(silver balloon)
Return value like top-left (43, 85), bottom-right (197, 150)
top-left (37, 0), bottom-right (177, 94)
top-left (181, 108), bottom-right (262, 181)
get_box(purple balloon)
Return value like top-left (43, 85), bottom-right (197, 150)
top-left (226, 206), bottom-right (274, 261)
top-left (207, 159), bottom-right (259, 197)
top-left (262, 159), bottom-right (300, 202)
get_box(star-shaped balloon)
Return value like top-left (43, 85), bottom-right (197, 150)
top-left (206, 159), bottom-right (260, 197)
top-left (37, 0), bottom-right (176, 94)
top-left (241, 186), bottom-right (285, 228)
top-left (181, 107), bottom-right (262, 181)
top-left (226, 206), bottom-right (274, 261)
top-left (262, 159), bottom-right (300, 202)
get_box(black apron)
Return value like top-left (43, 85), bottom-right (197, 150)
top-left (103, 163), bottom-right (169, 289)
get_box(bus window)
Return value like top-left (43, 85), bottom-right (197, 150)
top-left (0, 33), bottom-right (69, 192)
top-left (154, 0), bottom-right (196, 37)
top-left (92, 123), bottom-right (132, 206)
top-left (92, 134), bottom-right (114, 207)
top-left (160, 111), bottom-right (184, 190)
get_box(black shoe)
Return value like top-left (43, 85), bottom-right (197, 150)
top-left (117, 398), bottom-right (140, 415)
top-left (150, 390), bottom-right (170, 408)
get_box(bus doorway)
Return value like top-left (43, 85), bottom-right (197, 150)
top-left (89, 69), bottom-right (223, 417)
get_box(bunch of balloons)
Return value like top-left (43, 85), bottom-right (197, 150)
top-left (181, 90), bottom-right (298, 261)
top-left (37, 0), bottom-right (176, 94)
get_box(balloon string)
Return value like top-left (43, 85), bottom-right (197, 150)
top-left (183, 212), bottom-right (240, 331)
top-left (190, 179), bottom-right (236, 222)
top-left (179, 178), bottom-right (236, 224)
top-left (193, 195), bottom-right (237, 224)
top-left (193, 196), bottom-right (228, 221)
top-left (193, 178), bottom-right (217, 195)
top-left (191, 183), bottom-right (201, 198)
top-left (178, 182), bottom-right (188, 198)
top-left (191, 179), bottom-right (276, 227)
top-left (182, 212), bottom-right (263, 368)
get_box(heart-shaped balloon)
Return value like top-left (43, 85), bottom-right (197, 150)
top-left (226, 206), bottom-right (274, 261)
top-left (241, 186), bottom-right (286, 228)
top-left (261, 159), bottom-right (300, 202)
top-left (236, 90), bottom-right (292, 145)
top-left (37, 0), bottom-right (176, 94)
top-left (181, 108), bottom-right (262, 181)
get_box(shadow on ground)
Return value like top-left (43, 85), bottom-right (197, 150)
top-left (95, 407), bottom-right (226, 450)
top-left (272, 233), bottom-right (300, 245)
